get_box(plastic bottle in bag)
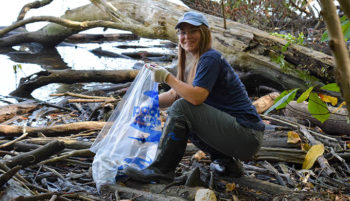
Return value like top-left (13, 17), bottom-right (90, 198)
top-left (90, 67), bottom-right (161, 191)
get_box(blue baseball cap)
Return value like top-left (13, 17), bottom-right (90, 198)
top-left (175, 11), bottom-right (209, 29)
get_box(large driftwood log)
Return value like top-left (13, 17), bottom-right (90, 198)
top-left (0, 0), bottom-right (335, 85)
top-left (10, 69), bottom-right (138, 97)
top-left (285, 101), bottom-right (350, 135)
top-left (0, 121), bottom-right (106, 137)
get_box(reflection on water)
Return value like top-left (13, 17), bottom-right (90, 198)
top-left (0, 29), bottom-right (177, 105)
top-left (0, 1), bottom-right (179, 106)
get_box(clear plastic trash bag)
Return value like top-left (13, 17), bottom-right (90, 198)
top-left (90, 67), bottom-right (161, 191)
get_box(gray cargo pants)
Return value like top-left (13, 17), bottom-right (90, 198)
top-left (167, 98), bottom-right (264, 160)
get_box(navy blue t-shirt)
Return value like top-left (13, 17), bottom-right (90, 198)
top-left (192, 49), bottom-right (264, 131)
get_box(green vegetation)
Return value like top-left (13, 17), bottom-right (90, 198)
top-left (264, 83), bottom-right (342, 123)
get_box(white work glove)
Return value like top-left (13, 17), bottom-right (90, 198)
top-left (145, 63), bottom-right (170, 83)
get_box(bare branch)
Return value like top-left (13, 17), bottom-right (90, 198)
top-left (0, 16), bottom-right (136, 37)
top-left (17, 0), bottom-right (54, 21)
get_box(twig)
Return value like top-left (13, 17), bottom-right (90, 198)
top-left (299, 125), bottom-right (336, 177)
top-left (0, 129), bottom-right (28, 149)
top-left (221, 0), bottom-right (226, 29)
top-left (68, 98), bottom-right (117, 103)
top-left (40, 149), bottom-right (93, 164)
top-left (41, 165), bottom-right (65, 180)
top-left (51, 92), bottom-right (114, 100)
top-left (262, 161), bottom-right (286, 186)
top-left (329, 147), bottom-right (350, 172)
top-left (261, 114), bottom-right (340, 146)
top-left (0, 165), bottom-right (22, 186)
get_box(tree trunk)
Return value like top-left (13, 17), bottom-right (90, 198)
top-left (0, 0), bottom-right (336, 86)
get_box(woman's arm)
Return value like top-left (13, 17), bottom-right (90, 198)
top-left (159, 88), bottom-right (177, 108)
top-left (165, 74), bottom-right (209, 105)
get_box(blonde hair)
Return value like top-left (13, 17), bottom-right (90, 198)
top-left (177, 25), bottom-right (212, 84)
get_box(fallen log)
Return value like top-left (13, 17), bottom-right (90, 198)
top-left (66, 32), bottom-right (139, 43)
top-left (0, 121), bottom-right (106, 137)
top-left (285, 101), bottom-right (350, 135)
top-left (10, 69), bottom-right (138, 98)
top-left (5, 140), bottom-right (65, 168)
top-left (254, 147), bottom-right (306, 164)
top-left (262, 131), bottom-right (300, 149)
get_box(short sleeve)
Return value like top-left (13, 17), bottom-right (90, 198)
top-left (192, 56), bottom-right (221, 92)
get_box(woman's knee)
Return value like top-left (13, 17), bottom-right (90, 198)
top-left (167, 98), bottom-right (192, 116)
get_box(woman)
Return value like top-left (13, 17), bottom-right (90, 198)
top-left (125, 11), bottom-right (265, 183)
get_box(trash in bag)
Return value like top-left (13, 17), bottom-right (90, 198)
top-left (90, 66), bottom-right (162, 191)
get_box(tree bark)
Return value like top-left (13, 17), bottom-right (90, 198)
top-left (320, 0), bottom-right (350, 114)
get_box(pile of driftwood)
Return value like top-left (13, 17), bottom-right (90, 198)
top-left (0, 87), bottom-right (349, 201)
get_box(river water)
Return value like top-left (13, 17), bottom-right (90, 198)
top-left (0, 0), bottom-right (184, 105)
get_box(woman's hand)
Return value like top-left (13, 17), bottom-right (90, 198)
top-left (145, 64), bottom-right (170, 83)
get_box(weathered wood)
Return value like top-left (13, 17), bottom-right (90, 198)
top-left (0, 100), bottom-right (38, 123)
top-left (262, 131), bottom-right (300, 149)
top-left (0, 0), bottom-right (336, 85)
top-left (0, 165), bottom-right (22, 187)
top-left (5, 140), bottom-right (65, 168)
top-left (254, 147), bottom-right (306, 164)
top-left (253, 92), bottom-right (280, 113)
top-left (66, 32), bottom-right (139, 43)
top-left (101, 183), bottom-right (189, 201)
top-left (10, 69), bottom-right (138, 98)
top-left (0, 121), bottom-right (105, 137)
top-left (285, 101), bottom-right (350, 135)
top-left (40, 149), bottom-right (94, 164)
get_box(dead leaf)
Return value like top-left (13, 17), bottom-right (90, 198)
top-left (226, 183), bottom-right (236, 192)
top-left (331, 101), bottom-right (346, 114)
top-left (319, 93), bottom-right (337, 106)
top-left (192, 150), bottom-right (207, 161)
top-left (287, 131), bottom-right (301, 144)
top-left (302, 144), bottom-right (324, 169)
top-left (301, 143), bottom-right (311, 151)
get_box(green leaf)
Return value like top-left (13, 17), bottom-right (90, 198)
top-left (13, 65), bottom-right (16, 73)
top-left (341, 20), bottom-right (350, 41)
top-left (308, 92), bottom-right (330, 123)
top-left (321, 30), bottom-right (329, 42)
top-left (320, 83), bottom-right (340, 92)
top-left (264, 88), bottom-right (299, 115)
top-left (297, 86), bottom-right (314, 103)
